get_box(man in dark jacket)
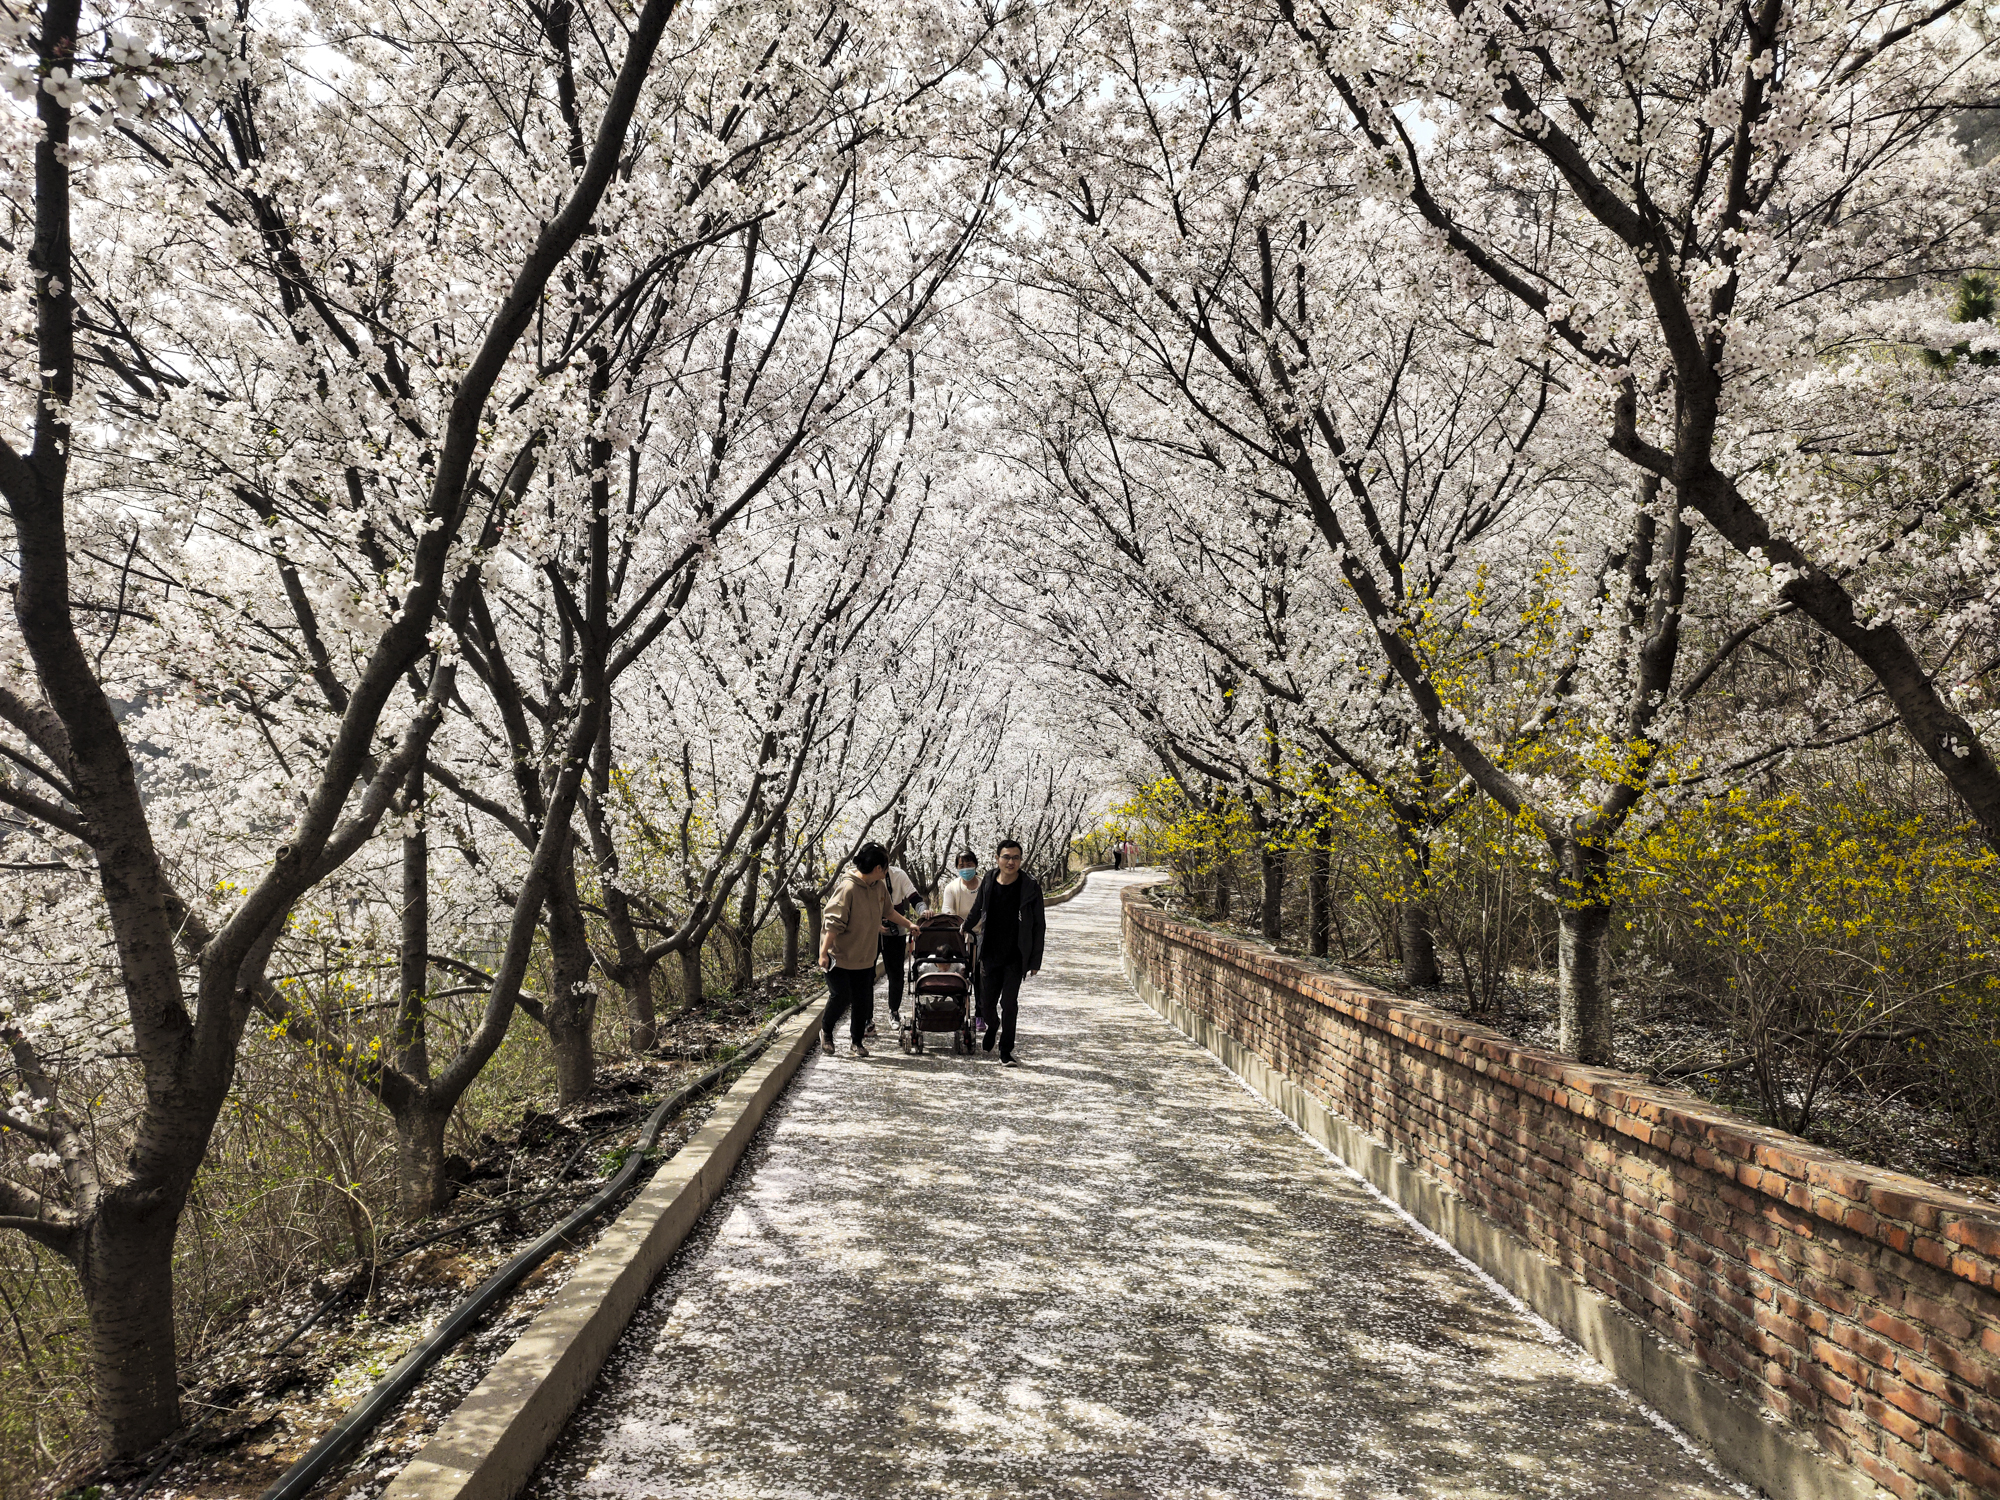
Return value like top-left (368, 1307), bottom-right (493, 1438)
top-left (962, 839), bottom-right (1045, 1066)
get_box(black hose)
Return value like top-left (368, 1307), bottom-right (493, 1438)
top-left (256, 998), bottom-right (811, 1500)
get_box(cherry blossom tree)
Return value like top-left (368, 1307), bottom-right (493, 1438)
top-left (991, 8), bottom-right (1843, 1058)
top-left (1274, 0), bottom-right (2000, 848)
top-left (0, 0), bottom-right (704, 1446)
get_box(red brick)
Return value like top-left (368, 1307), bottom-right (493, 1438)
top-left (1890, 1350), bottom-right (1959, 1405)
top-left (1904, 1299), bottom-right (1975, 1354)
top-left (1884, 1383), bottom-right (1943, 1428)
top-left (1943, 1215), bottom-right (2000, 1258)
top-left (1855, 1449), bottom-right (1918, 1500)
top-left (1928, 1335), bottom-right (1993, 1390)
top-left (1942, 1410), bottom-right (2000, 1470)
top-left (1932, 1430), bottom-right (2000, 1492)
top-left (1812, 1337), bottom-right (1866, 1384)
top-left (1865, 1309), bottom-right (1926, 1352)
top-left (1812, 1419), bottom-right (1853, 1464)
top-left (1914, 1236), bottom-right (1953, 1270)
top-left (1755, 1307), bottom-right (1807, 1352)
top-left (1804, 1363), bottom-right (1856, 1405)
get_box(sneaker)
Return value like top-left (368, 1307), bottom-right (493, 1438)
top-left (975, 1019), bottom-right (987, 1033)
top-left (851, 1040), bottom-right (870, 1057)
top-left (1001, 1055), bottom-right (1020, 1067)
top-left (820, 1035), bottom-right (835, 1056)
top-left (865, 1022), bottom-right (878, 1037)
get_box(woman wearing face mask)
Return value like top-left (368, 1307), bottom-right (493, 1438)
top-left (940, 850), bottom-right (981, 924)
top-left (940, 851), bottom-right (984, 1031)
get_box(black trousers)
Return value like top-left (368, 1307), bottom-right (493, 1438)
top-left (880, 930), bottom-right (907, 1017)
top-left (977, 958), bottom-right (1023, 1059)
top-left (822, 964), bottom-right (874, 1045)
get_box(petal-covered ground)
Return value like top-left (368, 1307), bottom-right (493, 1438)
top-left (529, 871), bottom-right (1740, 1500)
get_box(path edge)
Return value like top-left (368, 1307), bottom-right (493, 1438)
top-left (379, 1003), bottom-right (823, 1500)
top-left (1042, 862), bottom-right (1110, 907)
top-left (1119, 948), bottom-right (1878, 1500)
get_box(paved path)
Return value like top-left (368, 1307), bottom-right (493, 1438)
top-left (529, 871), bottom-right (1739, 1500)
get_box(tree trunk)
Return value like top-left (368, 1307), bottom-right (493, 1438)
top-left (393, 1101), bottom-right (453, 1220)
top-left (622, 958), bottom-right (658, 1054)
top-left (777, 886), bottom-right (801, 977)
top-left (1556, 839), bottom-right (1616, 1064)
top-left (546, 999), bottom-right (598, 1105)
top-left (1307, 834), bottom-right (1331, 959)
top-left (395, 762), bottom-right (432, 1078)
top-left (543, 850), bottom-right (598, 1106)
top-left (1213, 866), bottom-right (1230, 918)
top-left (802, 889), bottom-right (823, 961)
top-left (79, 1193), bottom-right (184, 1456)
top-left (1396, 831), bottom-right (1440, 986)
top-left (679, 938), bottom-right (706, 1012)
top-left (1400, 903), bottom-right (1440, 986)
top-left (1259, 846), bottom-right (1284, 941)
top-left (595, 879), bottom-right (656, 1055)
top-left (732, 848), bottom-right (760, 993)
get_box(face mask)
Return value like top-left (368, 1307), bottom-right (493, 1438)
top-left (958, 867), bottom-right (977, 880)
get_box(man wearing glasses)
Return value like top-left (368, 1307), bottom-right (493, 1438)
top-left (962, 839), bottom-right (1046, 1067)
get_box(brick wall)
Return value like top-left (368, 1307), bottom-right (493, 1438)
top-left (1123, 889), bottom-right (2000, 1500)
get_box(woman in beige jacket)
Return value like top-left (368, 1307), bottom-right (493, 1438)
top-left (818, 842), bottom-right (918, 1056)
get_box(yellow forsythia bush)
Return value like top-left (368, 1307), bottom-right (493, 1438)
top-left (1622, 788), bottom-right (2000, 1147)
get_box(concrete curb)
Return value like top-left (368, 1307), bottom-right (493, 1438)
top-left (379, 1003), bottom-right (823, 1500)
top-left (1121, 953), bottom-right (1878, 1500)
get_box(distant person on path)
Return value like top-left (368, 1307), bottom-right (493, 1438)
top-left (1121, 838), bottom-right (1140, 868)
top-left (820, 842), bottom-right (918, 1057)
top-left (873, 860), bottom-right (921, 1037)
top-left (1112, 840), bottom-right (1124, 870)
top-left (963, 839), bottom-right (1045, 1067)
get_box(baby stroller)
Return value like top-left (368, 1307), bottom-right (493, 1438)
top-left (899, 912), bottom-right (976, 1054)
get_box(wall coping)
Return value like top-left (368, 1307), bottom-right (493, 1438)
top-left (1121, 885), bottom-right (2000, 1289)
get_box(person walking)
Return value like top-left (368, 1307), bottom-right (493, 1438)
top-left (819, 843), bottom-right (917, 1057)
top-left (940, 850), bottom-right (980, 923)
top-left (875, 860), bottom-right (921, 1036)
top-left (962, 839), bottom-right (1045, 1066)
top-left (939, 849), bottom-right (985, 1035)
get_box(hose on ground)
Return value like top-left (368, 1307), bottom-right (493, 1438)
top-left (255, 997), bottom-right (811, 1500)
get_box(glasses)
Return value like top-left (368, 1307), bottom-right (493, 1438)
top-left (998, 851), bottom-right (1021, 862)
